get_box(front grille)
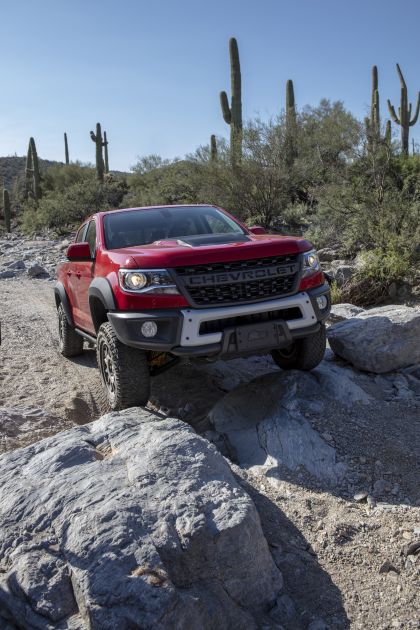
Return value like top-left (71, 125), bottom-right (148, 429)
top-left (175, 254), bottom-right (298, 275)
top-left (175, 254), bottom-right (300, 307)
top-left (199, 307), bottom-right (302, 335)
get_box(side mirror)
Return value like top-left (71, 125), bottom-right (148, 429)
top-left (67, 243), bottom-right (92, 261)
top-left (249, 225), bottom-right (267, 235)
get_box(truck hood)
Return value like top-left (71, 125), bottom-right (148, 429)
top-left (107, 233), bottom-right (313, 268)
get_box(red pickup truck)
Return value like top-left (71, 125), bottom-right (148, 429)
top-left (55, 204), bottom-right (330, 410)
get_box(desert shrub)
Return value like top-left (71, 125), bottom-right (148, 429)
top-left (124, 158), bottom-right (203, 208)
top-left (21, 175), bottom-right (128, 235)
top-left (329, 281), bottom-right (343, 305)
top-left (41, 162), bottom-right (95, 193)
top-left (340, 245), bottom-right (412, 306)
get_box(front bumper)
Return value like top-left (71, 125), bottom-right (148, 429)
top-left (107, 283), bottom-right (330, 358)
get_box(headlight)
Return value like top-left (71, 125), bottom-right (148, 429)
top-left (118, 269), bottom-right (180, 295)
top-left (302, 249), bottom-right (320, 276)
top-left (124, 272), bottom-right (147, 290)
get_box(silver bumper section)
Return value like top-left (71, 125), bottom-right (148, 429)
top-left (179, 292), bottom-right (317, 347)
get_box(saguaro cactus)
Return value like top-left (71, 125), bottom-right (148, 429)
top-left (25, 137), bottom-right (42, 200)
top-left (387, 64), bottom-right (420, 155)
top-left (371, 66), bottom-right (380, 138)
top-left (64, 133), bottom-right (69, 165)
top-left (366, 66), bottom-right (392, 151)
top-left (90, 123), bottom-right (105, 181)
top-left (3, 189), bottom-right (11, 232)
top-left (220, 37), bottom-right (242, 166)
top-left (285, 79), bottom-right (297, 166)
top-left (385, 120), bottom-right (392, 146)
top-left (210, 134), bottom-right (217, 161)
top-left (103, 131), bottom-right (109, 174)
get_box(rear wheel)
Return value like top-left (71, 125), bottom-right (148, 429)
top-left (271, 324), bottom-right (326, 371)
top-left (58, 303), bottom-right (84, 357)
top-left (96, 322), bottom-right (151, 410)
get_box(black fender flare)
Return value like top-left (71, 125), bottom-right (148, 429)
top-left (54, 282), bottom-right (74, 326)
top-left (88, 277), bottom-right (117, 332)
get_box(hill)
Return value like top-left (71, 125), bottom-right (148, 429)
top-left (0, 156), bottom-right (61, 191)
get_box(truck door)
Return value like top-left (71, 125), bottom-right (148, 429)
top-left (67, 222), bottom-right (88, 326)
top-left (72, 219), bottom-right (97, 334)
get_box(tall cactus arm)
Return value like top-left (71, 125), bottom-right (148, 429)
top-left (387, 100), bottom-right (400, 124)
top-left (286, 79), bottom-right (295, 110)
top-left (90, 131), bottom-right (97, 142)
top-left (385, 120), bottom-right (392, 145)
top-left (372, 65), bottom-right (378, 91)
top-left (220, 91), bottom-right (231, 124)
top-left (229, 37), bottom-right (241, 91)
top-left (396, 63), bottom-right (407, 90)
top-left (409, 92), bottom-right (420, 126)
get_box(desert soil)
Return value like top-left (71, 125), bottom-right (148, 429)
top-left (0, 255), bottom-right (419, 629)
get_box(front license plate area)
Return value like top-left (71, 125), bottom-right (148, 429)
top-left (235, 321), bottom-right (289, 351)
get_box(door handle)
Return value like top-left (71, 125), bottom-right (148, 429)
top-left (76, 272), bottom-right (81, 279)
top-left (67, 271), bottom-right (72, 277)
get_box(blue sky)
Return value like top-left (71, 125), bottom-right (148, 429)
top-left (1, 0), bottom-right (420, 170)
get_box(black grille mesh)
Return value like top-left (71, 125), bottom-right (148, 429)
top-left (176, 254), bottom-right (300, 306)
top-left (175, 254), bottom-right (298, 275)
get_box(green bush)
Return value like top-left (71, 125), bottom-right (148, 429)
top-left (21, 175), bottom-right (128, 235)
top-left (339, 245), bottom-right (413, 306)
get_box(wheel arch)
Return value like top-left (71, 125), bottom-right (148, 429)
top-left (54, 282), bottom-right (74, 326)
top-left (88, 277), bottom-right (117, 333)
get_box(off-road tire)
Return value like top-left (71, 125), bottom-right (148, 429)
top-left (271, 323), bottom-right (326, 371)
top-left (96, 322), bottom-right (151, 411)
top-left (58, 303), bottom-right (84, 357)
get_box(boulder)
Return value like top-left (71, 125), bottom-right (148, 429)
top-left (6, 260), bottom-right (25, 270)
top-left (208, 371), bottom-right (347, 486)
top-left (328, 305), bottom-right (420, 373)
top-left (0, 408), bottom-right (283, 629)
top-left (0, 270), bottom-right (15, 279)
top-left (328, 303), bottom-right (365, 324)
top-left (27, 262), bottom-right (48, 278)
top-left (324, 262), bottom-right (355, 287)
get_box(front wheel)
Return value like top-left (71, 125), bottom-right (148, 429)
top-left (271, 324), bottom-right (326, 371)
top-left (96, 322), bottom-right (151, 410)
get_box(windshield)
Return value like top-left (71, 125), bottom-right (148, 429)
top-left (103, 206), bottom-right (246, 249)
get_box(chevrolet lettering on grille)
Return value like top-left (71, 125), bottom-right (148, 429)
top-left (183, 264), bottom-right (298, 287)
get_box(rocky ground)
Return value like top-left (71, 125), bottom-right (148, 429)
top-left (0, 233), bottom-right (419, 629)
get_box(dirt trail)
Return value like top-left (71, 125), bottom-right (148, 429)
top-left (0, 277), bottom-right (265, 444)
top-left (0, 279), bottom-right (102, 431)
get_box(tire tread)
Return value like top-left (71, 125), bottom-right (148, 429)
top-left (96, 322), bottom-right (150, 410)
top-left (58, 304), bottom-right (84, 357)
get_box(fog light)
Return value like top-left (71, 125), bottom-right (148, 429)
top-left (141, 321), bottom-right (158, 338)
top-left (316, 295), bottom-right (328, 310)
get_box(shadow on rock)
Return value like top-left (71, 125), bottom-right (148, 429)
top-left (205, 357), bottom-right (420, 507)
top-left (149, 355), bottom-right (277, 433)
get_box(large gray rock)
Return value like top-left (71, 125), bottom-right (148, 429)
top-left (209, 371), bottom-right (347, 486)
top-left (27, 261), bottom-right (48, 278)
top-left (323, 261), bottom-right (355, 287)
top-left (328, 303), bottom-right (365, 324)
top-left (0, 409), bottom-right (282, 629)
top-left (0, 270), bottom-right (15, 279)
top-left (328, 305), bottom-right (420, 373)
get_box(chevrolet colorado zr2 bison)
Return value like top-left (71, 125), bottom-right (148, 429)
top-left (55, 204), bottom-right (330, 410)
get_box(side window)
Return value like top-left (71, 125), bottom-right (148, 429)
top-left (85, 221), bottom-right (97, 257)
top-left (75, 224), bottom-right (88, 242)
